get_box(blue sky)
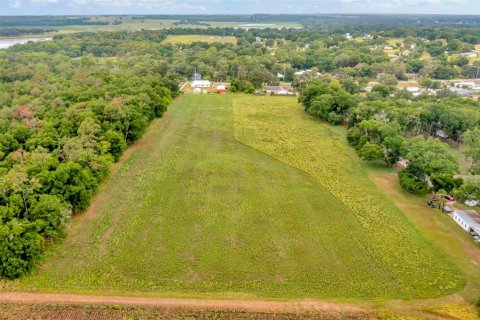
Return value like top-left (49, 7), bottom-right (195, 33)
top-left (1, 0), bottom-right (479, 15)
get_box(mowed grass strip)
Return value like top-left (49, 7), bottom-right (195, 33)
top-left (233, 96), bottom-right (464, 299)
top-left (162, 35), bottom-right (237, 45)
top-left (11, 95), bottom-right (463, 300)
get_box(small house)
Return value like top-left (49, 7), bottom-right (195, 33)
top-left (364, 34), bottom-right (373, 40)
top-left (460, 52), bottom-right (477, 58)
top-left (193, 88), bottom-right (201, 94)
top-left (405, 72), bottom-right (419, 79)
top-left (435, 129), bottom-right (449, 139)
top-left (448, 87), bottom-right (474, 96)
top-left (217, 85), bottom-right (226, 94)
top-left (191, 73), bottom-right (202, 81)
top-left (191, 80), bottom-right (211, 88)
top-left (453, 210), bottom-right (480, 235)
top-left (264, 86), bottom-right (289, 95)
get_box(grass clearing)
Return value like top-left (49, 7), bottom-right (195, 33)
top-left (7, 95), bottom-right (465, 301)
top-left (162, 35), bottom-right (237, 45)
top-left (232, 96), bottom-right (464, 299)
top-left (366, 166), bottom-right (480, 300)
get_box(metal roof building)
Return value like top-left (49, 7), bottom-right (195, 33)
top-left (453, 210), bottom-right (480, 235)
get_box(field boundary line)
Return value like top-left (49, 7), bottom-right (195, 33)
top-left (0, 292), bottom-right (370, 314)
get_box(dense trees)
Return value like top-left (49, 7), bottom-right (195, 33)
top-left (0, 39), bottom-right (177, 279)
top-left (300, 80), bottom-right (357, 124)
top-left (299, 77), bottom-right (480, 196)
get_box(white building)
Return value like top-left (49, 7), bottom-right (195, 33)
top-left (294, 69), bottom-right (321, 78)
top-left (193, 88), bottom-right (201, 94)
top-left (191, 80), bottom-right (211, 88)
top-left (453, 210), bottom-right (480, 235)
top-left (460, 52), bottom-right (478, 58)
top-left (264, 86), bottom-right (289, 95)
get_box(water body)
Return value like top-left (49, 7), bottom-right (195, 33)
top-left (0, 37), bottom-right (52, 50)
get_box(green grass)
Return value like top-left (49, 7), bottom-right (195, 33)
top-left (0, 17), bottom-right (302, 39)
top-left (163, 35), bottom-right (237, 45)
top-left (10, 95), bottom-right (464, 300)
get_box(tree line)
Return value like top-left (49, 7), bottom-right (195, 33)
top-left (299, 79), bottom-right (480, 201)
top-left (0, 44), bottom-right (178, 279)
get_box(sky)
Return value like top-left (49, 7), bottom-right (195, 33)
top-left (1, 0), bottom-right (479, 15)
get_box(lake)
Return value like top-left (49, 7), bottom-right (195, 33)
top-left (0, 37), bottom-right (52, 50)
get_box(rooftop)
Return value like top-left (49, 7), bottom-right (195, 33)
top-left (455, 210), bottom-right (480, 229)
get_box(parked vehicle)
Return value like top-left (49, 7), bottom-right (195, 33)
top-left (444, 194), bottom-right (455, 201)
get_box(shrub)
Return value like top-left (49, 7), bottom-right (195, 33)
top-left (399, 170), bottom-right (429, 194)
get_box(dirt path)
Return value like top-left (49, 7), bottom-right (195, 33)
top-left (0, 292), bottom-right (369, 315)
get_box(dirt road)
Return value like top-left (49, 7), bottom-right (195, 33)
top-left (0, 291), bottom-right (367, 314)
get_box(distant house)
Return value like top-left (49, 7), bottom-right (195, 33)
top-left (460, 52), bottom-right (477, 58)
top-left (453, 210), bottom-right (480, 235)
top-left (191, 80), bottom-right (211, 88)
top-left (191, 73), bottom-right (202, 81)
top-left (406, 87), bottom-right (420, 93)
top-left (193, 88), bottom-right (202, 94)
top-left (255, 37), bottom-right (262, 43)
top-left (345, 33), bottom-right (353, 40)
top-left (294, 69), bottom-right (321, 78)
top-left (264, 86), bottom-right (289, 95)
top-left (364, 34), bottom-right (373, 40)
top-left (405, 72), bottom-right (419, 79)
top-left (455, 81), bottom-right (476, 89)
top-left (277, 73), bottom-right (285, 80)
top-left (448, 87), bottom-right (474, 96)
top-left (435, 129), bottom-right (449, 139)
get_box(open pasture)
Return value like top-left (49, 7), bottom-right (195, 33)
top-left (11, 95), bottom-right (463, 301)
top-left (162, 35), bottom-right (237, 45)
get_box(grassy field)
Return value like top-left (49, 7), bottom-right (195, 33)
top-left (0, 17), bottom-right (301, 39)
top-left (163, 35), bottom-right (237, 45)
top-left (6, 94), bottom-right (466, 301)
top-left (232, 96), bottom-right (466, 299)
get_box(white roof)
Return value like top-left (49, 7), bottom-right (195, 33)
top-left (454, 210), bottom-right (480, 232)
top-left (192, 80), bottom-right (211, 85)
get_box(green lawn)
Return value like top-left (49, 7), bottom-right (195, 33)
top-left (10, 95), bottom-right (463, 300)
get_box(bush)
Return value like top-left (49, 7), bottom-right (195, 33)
top-left (346, 128), bottom-right (367, 150)
top-left (399, 170), bottom-right (429, 194)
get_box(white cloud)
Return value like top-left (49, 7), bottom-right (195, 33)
top-left (341, 0), bottom-right (475, 6)
top-left (10, 0), bottom-right (21, 8)
top-left (31, 0), bottom-right (59, 3)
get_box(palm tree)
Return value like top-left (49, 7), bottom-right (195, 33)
top-left (437, 189), bottom-right (447, 212)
